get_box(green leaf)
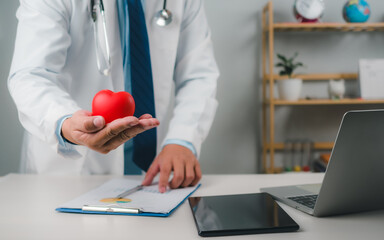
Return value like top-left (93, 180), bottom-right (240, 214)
top-left (276, 52), bottom-right (303, 77)
top-left (294, 63), bottom-right (304, 67)
top-left (276, 54), bottom-right (287, 63)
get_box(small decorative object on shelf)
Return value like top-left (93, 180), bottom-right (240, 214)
top-left (275, 53), bottom-right (304, 101)
top-left (294, 0), bottom-right (325, 23)
top-left (301, 140), bottom-right (313, 172)
top-left (283, 139), bottom-right (313, 172)
top-left (343, 0), bottom-right (371, 23)
top-left (328, 79), bottom-right (346, 99)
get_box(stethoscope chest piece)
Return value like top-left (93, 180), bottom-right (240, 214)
top-left (155, 9), bottom-right (172, 27)
top-left (154, 0), bottom-right (172, 27)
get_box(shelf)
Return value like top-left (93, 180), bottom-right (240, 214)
top-left (270, 98), bottom-right (384, 106)
top-left (266, 73), bottom-right (358, 81)
top-left (266, 142), bottom-right (334, 150)
top-left (270, 22), bottom-right (384, 32)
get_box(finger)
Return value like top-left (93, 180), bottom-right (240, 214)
top-left (159, 161), bottom-right (172, 193)
top-left (142, 161), bottom-right (160, 186)
top-left (101, 130), bottom-right (138, 153)
top-left (76, 114), bottom-right (105, 133)
top-left (181, 160), bottom-right (195, 187)
top-left (137, 118), bottom-right (160, 130)
top-left (95, 118), bottom-right (159, 153)
top-left (127, 119), bottom-right (159, 136)
top-left (190, 161), bottom-right (202, 186)
top-left (139, 114), bottom-right (153, 120)
top-left (169, 160), bottom-right (185, 189)
top-left (103, 119), bottom-right (158, 149)
top-left (92, 117), bottom-right (139, 144)
top-left (87, 116), bottom-right (105, 132)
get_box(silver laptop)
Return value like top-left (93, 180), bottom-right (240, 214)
top-left (261, 110), bottom-right (384, 217)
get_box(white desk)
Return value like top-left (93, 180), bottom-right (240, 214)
top-left (0, 173), bottom-right (383, 240)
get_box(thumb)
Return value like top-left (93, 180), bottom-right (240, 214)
top-left (82, 116), bottom-right (105, 133)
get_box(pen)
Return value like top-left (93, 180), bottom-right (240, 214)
top-left (82, 205), bottom-right (142, 214)
top-left (115, 184), bottom-right (143, 199)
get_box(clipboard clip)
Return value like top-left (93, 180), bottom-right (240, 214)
top-left (82, 205), bottom-right (143, 214)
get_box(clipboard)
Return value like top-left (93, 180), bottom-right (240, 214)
top-left (56, 179), bottom-right (200, 217)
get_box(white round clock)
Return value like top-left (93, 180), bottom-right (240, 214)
top-left (294, 0), bottom-right (325, 22)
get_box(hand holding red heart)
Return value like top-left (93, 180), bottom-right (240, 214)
top-left (60, 90), bottom-right (159, 154)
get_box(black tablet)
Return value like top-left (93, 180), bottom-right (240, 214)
top-left (188, 192), bottom-right (299, 237)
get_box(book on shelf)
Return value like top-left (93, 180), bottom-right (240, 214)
top-left (313, 159), bottom-right (327, 172)
top-left (313, 152), bottom-right (331, 172)
top-left (320, 153), bottom-right (331, 164)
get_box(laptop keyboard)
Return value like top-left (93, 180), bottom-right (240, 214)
top-left (288, 194), bottom-right (318, 209)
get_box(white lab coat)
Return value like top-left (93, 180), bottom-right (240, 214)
top-left (8, 0), bottom-right (218, 175)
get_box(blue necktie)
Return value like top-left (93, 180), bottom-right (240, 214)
top-left (126, 0), bottom-right (157, 172)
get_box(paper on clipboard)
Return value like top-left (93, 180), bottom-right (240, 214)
top-left (56, 178), bottom-right (200, 217)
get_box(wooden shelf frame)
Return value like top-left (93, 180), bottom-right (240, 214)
top-left (261, 1), bottom-right (384, 173)
top-left (267, 73), bottom-right (358, 81)
top-left (272, 22), bottom-right (384, 32)
top-left (271, 98), bottom-right (384, 105)
top-left (266, 142), bottom-right (334, 150)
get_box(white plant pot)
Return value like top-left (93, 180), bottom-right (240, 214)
top-left (277, 78), bottom-right (303, 101)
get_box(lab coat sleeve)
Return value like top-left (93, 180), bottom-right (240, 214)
top-left (8, 0), bottom-right (82, 157)
top-left (163, 0), bottom-right (219, 157)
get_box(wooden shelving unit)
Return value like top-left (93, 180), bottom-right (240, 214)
top-left (261, 1), bottom-right (384, 173)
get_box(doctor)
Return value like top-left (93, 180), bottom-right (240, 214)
top-left (8, 0), bottom-right (218, 192)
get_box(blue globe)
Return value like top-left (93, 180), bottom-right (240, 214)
top-left (343, 0), bottom-right (371, 23)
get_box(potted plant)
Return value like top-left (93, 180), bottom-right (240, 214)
top-left (275, 53), bottom-right (304, 101)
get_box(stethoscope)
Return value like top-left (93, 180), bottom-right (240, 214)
top-left (154, 0), bottom-right (173, 27)
top-left (90, 0), bottom-right (173, 76)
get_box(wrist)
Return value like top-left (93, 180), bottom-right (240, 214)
top-left (163, 139), bottom-right (197, 156)
top-left (61, 117), bottom-right (77, 145)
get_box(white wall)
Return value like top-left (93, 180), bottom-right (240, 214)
top-left (200, 0), bottom-right (262, 173)
top-left (1, 0), bottom-right (384, 175)
top-left (0, 0), bottom-right (22, 176)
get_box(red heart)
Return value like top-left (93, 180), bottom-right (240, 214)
top-left (92, 90), bottom-right (135, 123)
